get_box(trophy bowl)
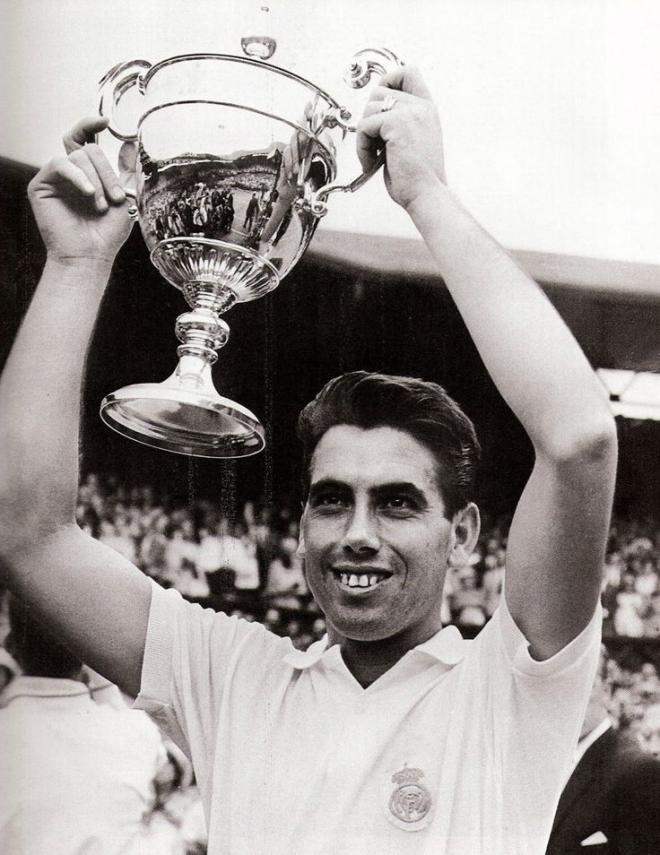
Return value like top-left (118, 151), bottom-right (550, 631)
top-left (97, 49), bottom-right (401, 457)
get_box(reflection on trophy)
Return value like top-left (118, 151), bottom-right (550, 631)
top-left (97, 48), bottom-right (401, 457)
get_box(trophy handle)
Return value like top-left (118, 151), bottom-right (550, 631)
top-left (343, 48), bottom-right (403, 90)
top-left (97, 59), bottom-right (152, 209)
top-left (305, 48), bottom-right (404, 217)
top-left (98, 59), bottom-right (152, 141)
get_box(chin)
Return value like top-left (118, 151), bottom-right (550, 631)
top-left (327, 613), bottom-right (400, 643)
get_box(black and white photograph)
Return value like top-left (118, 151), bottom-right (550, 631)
top-left (1, 1), bottom-right (659, 852)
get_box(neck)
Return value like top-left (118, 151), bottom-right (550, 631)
top-left (330, 624), bottom-right (441, 689)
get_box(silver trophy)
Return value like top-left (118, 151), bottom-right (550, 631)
top-left (97, 48), bottom-right (401, 457)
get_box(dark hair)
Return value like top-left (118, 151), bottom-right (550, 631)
top-left (6, 596), bottom-right (82, 679)
top-left (297, 371), bottom-right (481, 518)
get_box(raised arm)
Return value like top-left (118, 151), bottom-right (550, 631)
top-left (357, 67), bottom-right (617, 658)
top-left (0, 119), bottom-right (151, 695)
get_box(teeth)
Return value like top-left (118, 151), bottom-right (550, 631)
top-left (337, 572), bottom-right (386, 589)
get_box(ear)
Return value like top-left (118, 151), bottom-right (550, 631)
top-left (448, 502), bottom-right (480, 568)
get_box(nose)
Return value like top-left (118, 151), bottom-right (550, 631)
top-left (341, 502), bottom-right (380, 554)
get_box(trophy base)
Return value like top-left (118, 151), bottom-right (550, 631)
top-left (100, 381), bottom-right (265, 458)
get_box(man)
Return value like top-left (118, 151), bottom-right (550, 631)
top-left (243, 191), bottom-right (259, 230)
top-left (547, 653), bottom-right (660, 853)
top-left (638, 703), bottom-right (660, 758)
top-left (0, 66), bottom-right (617, 852)
top-left (0, 597), bottom-right (167, 854)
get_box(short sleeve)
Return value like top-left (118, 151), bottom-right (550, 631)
top-left (497, 594), bottom-right (603, 677)
top-left (134, 581), bottom-right (292, 789)
top-left (464, 596), bottom-right (603, 844)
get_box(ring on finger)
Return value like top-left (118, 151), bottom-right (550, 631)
top-left (380, 94), bottom-right (397, 113)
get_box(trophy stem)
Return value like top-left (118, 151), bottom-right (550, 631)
top-left (99, 280), bottom-right (265, 458)
top-left (174, 285), bottom-right (235, 379)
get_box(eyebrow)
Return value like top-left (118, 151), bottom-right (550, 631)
top-left (372, 482), bottom-right (429, 508)
top-left (308, 478), bottom-right (429, 507)
top-left (308, 479), bottom-right (350, 500)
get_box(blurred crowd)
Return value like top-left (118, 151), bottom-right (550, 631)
top-left (605, 656), bottom-right (660, 745)
top-left (74, 472), bottom-right (323, 650)
top-left (71, 473), bottom-right (660, 641)
top-left (602, 518), bottom-right (660, 638)
top-left (1, 472), bottom-right (659, 853)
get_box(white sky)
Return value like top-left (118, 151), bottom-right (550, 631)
top-left (2, 0), bottom-right (660, 265)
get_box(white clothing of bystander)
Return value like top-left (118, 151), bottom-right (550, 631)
top-left (0, 676), bottom-right (166, 854)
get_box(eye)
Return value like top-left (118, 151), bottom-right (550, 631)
top-left (319, 495), bottom-right (342, 506)
top-left (379, 495), bottom-right (418, 514)
top-left (310, 492), bottom-right (349, 511)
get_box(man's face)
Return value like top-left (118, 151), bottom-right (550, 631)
top-left (301, 425), bottom-right (466, 647)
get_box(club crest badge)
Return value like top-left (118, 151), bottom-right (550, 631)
top-left (385, 765), bottom-right (433, 831)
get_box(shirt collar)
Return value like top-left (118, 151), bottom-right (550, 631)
top-left (283, 636), bottom-right (329, 669)
top-left (0, 675), bottom-right (91, 708)
top-left (573, 717), bottom-right (613, 765)
top-left (283, 624), bottom-right (467, 671)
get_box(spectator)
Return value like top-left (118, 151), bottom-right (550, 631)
top-left (266, 534), bottom-right (307, 609)
top-left (638, 704), bottom-right (660, 758)
top-left (139, 512), bottom-right (170, 578)
top-left (635, 559), bottom-right (658, 598)
top-left (644, 592), bottom-right (660, 638)
top-left (0, 597), bottom-right (167, 854)
top-left (233, 521), bottom-right (261, 593)
top-left (450, 566), bottom-right (487, 628)
top-left (263, 607), bottom-right (282, 634)
top-left (547, 653), bottom-right (660, 854)
top-left (164, 520), bottom-right (199, 589)
top-left (614, 573), bottom-right (646, 637)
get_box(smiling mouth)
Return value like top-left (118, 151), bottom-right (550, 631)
top-left (332, 570), bottom-right (390, 591)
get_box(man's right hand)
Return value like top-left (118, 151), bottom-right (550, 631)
top-left (27, 116), bottom-right (134, 267)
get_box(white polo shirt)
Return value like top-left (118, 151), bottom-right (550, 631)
top-left (135, 582), bottom-right (601, 855)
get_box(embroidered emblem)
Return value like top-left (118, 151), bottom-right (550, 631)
top-left (387, 765), bottom-right (432, 830)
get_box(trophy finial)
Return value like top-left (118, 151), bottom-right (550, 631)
top-left (241, 4), bottom-right (277, 60)
top-left (343, 48), bottom-right (402, 89)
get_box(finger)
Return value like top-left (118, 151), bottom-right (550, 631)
top-left (68, 149), bottom-right (108, 212)
top-left (355, 114), bottom-right (387, 174)
top-left (361, 89), bottom-right (417, 120)
top-left (378, 65), bottom-right (433, 100)
top-left (356, 113), bottom-right (390, 141)
top-left (29, 155), bottom-right (97, 199)
top-left (370, 85), bottom-right (417, 100)
top-left (83, 143), bottom-right (126, 204)
top-left (368, 86), bottom-right (417, 105)
top-left (63, 116), bottom-right (110, 154)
